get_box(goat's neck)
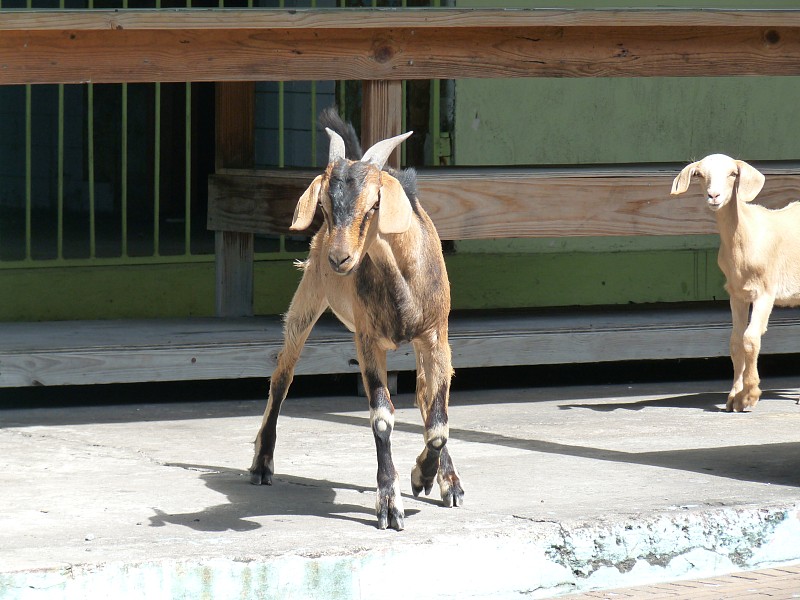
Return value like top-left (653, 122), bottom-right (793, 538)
top-left (715, 193), bottom-right (751, 246)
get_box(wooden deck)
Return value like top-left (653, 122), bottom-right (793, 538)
top-left (3, 304), bottom-right (799, 387)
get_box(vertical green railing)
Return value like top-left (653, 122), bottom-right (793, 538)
top-left (0, 0), bottom-right (442, 270)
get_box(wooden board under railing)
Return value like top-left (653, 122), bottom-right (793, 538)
top-left (208, 164), bottom-right (800, 240)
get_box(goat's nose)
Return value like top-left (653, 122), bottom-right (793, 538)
top-left (328, 250), bottom-right (352, 272)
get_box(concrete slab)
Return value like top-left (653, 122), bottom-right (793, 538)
top-left (2, 376), bottom-right (800, 599)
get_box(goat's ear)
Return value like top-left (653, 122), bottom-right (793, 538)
top-left (735, 160), bottom-right (765, 203)
top-left (377, 172), bottom-right (412, 234)
top-left (671, 162), bottom-right (697, 196)
top-left (290, 175), bottom-right (323, 231)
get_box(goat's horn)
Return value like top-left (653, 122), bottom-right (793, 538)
top-left (362, 131), bottom-right (413, 169)
top-left (326, 128), bottom-right (346, 164)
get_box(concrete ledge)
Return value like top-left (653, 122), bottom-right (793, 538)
top-left (4, 504), bottom-right (800, 599)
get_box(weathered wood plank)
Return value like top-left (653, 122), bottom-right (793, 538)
top-left (1, 8), bottom-right (799, 32)
top-left (1, 306), bottom-right (798, 386)
top-left (1, 9), bottom-right (799, 84)
top-left (207, 166), bottom-right (800, 240)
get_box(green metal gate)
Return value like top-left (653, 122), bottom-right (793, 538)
top-left (0, 0), bottom-right (446, 320)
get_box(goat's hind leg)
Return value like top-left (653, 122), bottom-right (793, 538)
top-left (733, 295), bottom-right (774, 412)
top-left (410, 338), bottom-right (464, 508)
top-left (250, 274), bottom-right (326, 485)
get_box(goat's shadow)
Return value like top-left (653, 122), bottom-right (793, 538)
top-left (556, 388), bottom-right (799, 413)
top-left (316, 403), bottom-right (800, 489)
top-left (147, 465), bottom-right (420, 532)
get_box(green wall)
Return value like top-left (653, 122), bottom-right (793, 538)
top-left (0, 261), bottom-right (303, 321)
top-left (450, 0), bottom-right (800, 309)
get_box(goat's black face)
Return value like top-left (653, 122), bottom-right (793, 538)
top-left (322, 160), bottom-right (381, 275)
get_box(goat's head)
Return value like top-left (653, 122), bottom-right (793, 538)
top-left (290, 128), bottom-right (413, 275)
top-left (670, 153), bottom-right (765, 211)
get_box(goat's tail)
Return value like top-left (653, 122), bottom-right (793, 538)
top-left (319, 107), bottom-right (363, 161)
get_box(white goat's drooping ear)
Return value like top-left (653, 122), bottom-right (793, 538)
top-left (670, 162), bottom-right (698, 196)
top-left (326, 128), bottom-right (346, 164)
top-left (362, 131), bottom-right (413, 170)
top-left (377, 172), bottom-right (412, 234)
top-left (290, 175), bottom-right (324, 231)
top-left (735, 160), bottom-right (765, 203)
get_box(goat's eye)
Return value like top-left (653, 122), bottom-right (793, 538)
top-left (370, 201), bottom-right (380, 213)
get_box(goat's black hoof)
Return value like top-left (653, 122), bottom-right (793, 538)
top-left (250, 469), bottom-right (273, 486)
top-left (443, 484), bottom-right (464, 508)
top-left (377, 508), bottom-right (405, 531)
top-left (411, 465), bottom-right (434, 497)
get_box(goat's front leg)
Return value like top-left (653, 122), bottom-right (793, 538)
top-left (727, 297), bottom-right (749, 411)
top-left (732, 294), bottom-right (775, 412)
top-left (251, 272), bottom-right (326, 485)
top-left (411, 334), bottom-right (464, 508)
top-left (357, 333), bottom-right (404, 530)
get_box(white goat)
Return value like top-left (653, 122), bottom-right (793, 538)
top-left (671, 153), bottom-right (800, 412)
top-left (249, 108), bottom-right (464, 530)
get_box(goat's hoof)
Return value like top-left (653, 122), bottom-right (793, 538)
top-left (376, 477), bottom-right (404, 530)
top-left (732, 388), bottom-right (761, 412)
top-left (377, 507), bottom-right (405, 531)
top-left (250, 469), bottom-right (273, 485)
top-left (440, 477), bottom-right (464, 508)
top-left (410, 465), bottom-right (434, 497)
top-left (249, 456), bottom-right (274, 485)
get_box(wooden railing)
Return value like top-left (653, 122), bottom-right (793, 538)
top-left (2, 9), bottom-right (800, 84)
top-left (2, 8), bottom-right (800, 388)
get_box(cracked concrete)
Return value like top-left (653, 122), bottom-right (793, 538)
top-left (2, 376), bottom-right (800, 598)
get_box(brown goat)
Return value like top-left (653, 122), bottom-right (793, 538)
top-left (250, 109), bottom-right (464, 530)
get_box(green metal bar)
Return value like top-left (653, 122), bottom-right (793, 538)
top-left (154, 82), bottom-right (161, 257)
top-left (185, 0), bottom-right (192, 253)
top-left (88, 83), bottom-right (96, 258)
top-left (24, 85), bottom-right (31, 261)
top-left (57, 0), bottom-right (65, 260)
top-left (57, 85), bottom-right (64, 260)
top-left (185, 83), bottom-right (192, 255)
top-left (430, 79), bottom-right (441, 165)
top-left (121, 83), bottom-right (128, 257)
top-left (310, 82), bottom-right (317, 166)
top-left (86, 0), bottom-right (96, 259)
top-left (278, 84), bottom-right (285, 168)
top-left (121, 0), bottom-right (128, 257)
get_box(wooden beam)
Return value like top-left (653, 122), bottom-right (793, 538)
top-left (1, 9), bottom-right (800, 84)
top-left (207, 166), bottom-right (800, 240)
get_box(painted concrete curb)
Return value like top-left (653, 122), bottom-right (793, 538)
top-left (3, 503), bottom-right (800, 600)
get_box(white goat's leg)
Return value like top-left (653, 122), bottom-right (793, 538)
top-left (727, 298), bottom-right (749, 411)
top-left (356, 333), bottom-right (404, 531)
top-left (250, 271), bottom-right (326, 485)
top-left (733, 294), bottom-right (775, 412)
top-left (411, 332), bottom-right (464, 508)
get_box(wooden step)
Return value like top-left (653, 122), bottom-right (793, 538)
top-left (1, 304), bottom-right (799, 387)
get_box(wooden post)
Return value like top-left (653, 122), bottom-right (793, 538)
top-left (361, 80), bottom-right (403, 394)
top-left (361, 80), bottom-right (403, 168)
top-left (214, 82), bottom-right (255, 317)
